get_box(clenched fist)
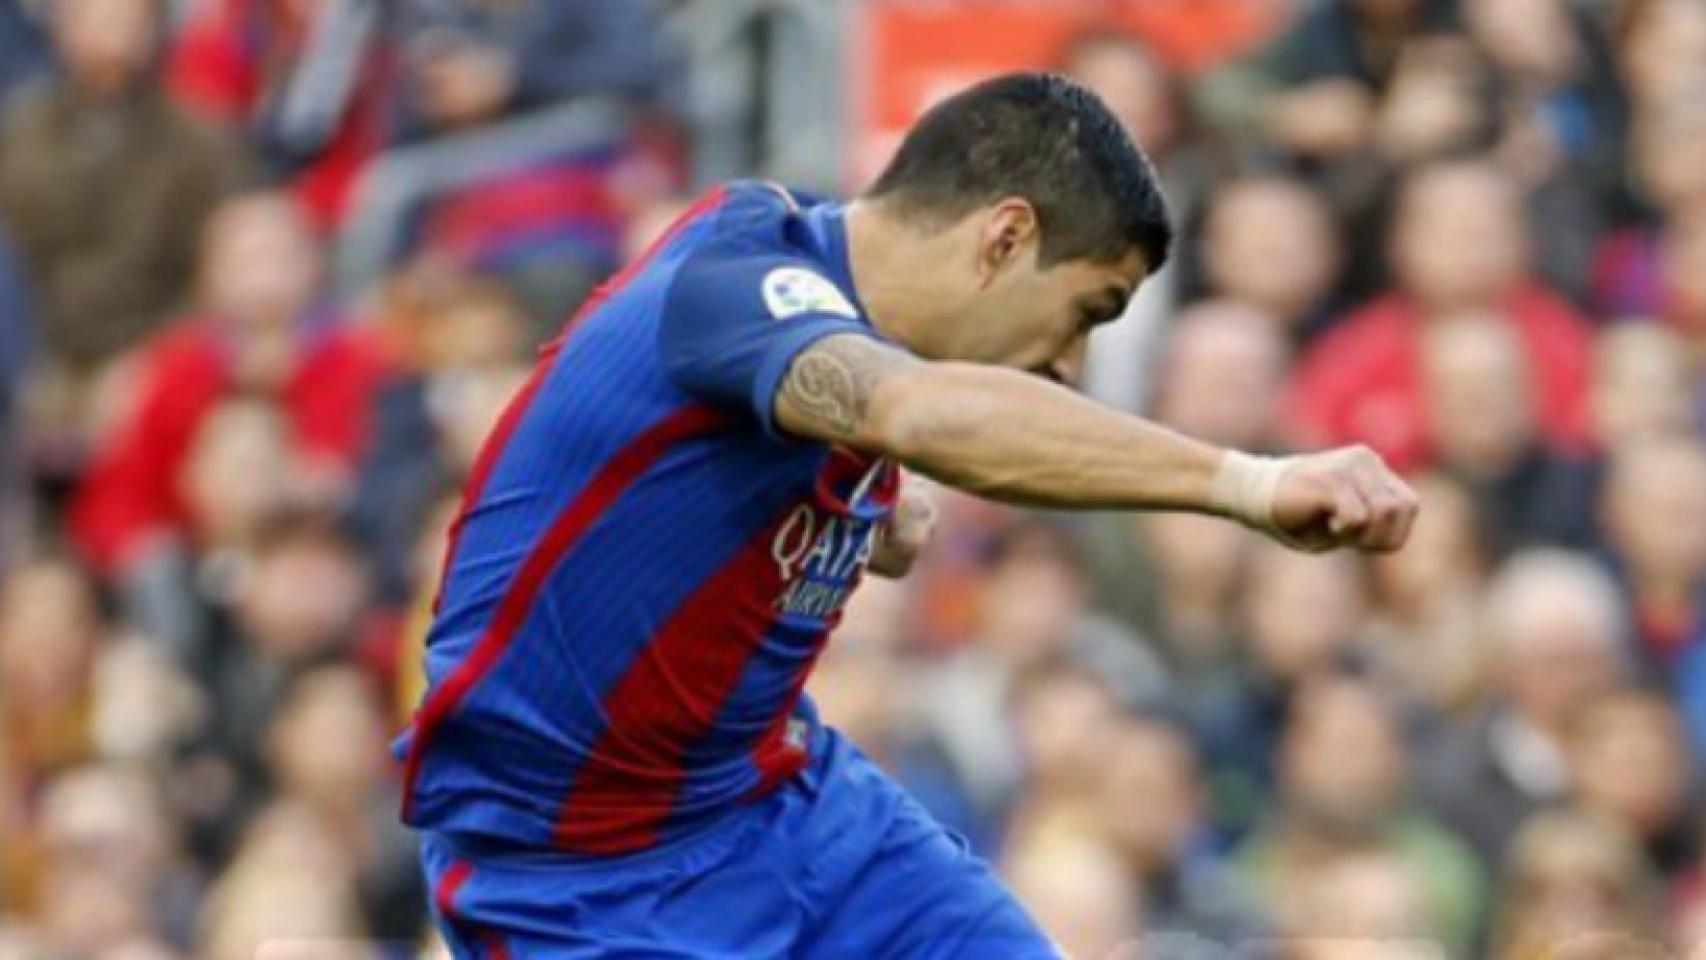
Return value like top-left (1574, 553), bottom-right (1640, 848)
top-left (1215, 445), bottom-right (1419, 553)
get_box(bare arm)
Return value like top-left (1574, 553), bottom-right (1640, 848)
top-left (778, 334), bottom-right (1223, 510)
top-left (776, 335), bottom-right (1417, 551)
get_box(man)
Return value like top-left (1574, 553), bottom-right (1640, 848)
top-left (1288, 159), bottom-right (1594, 473)
top-left (1097, 713), bottom-right (1268, 948)
top-left (398, 73), bottom-right (1416, 957)
top-left (1416, 549), bottom-right (1628, 867)
top-left (1236, 678), bottom-right (1483, 957)
top-left (0, 0), bottom-right (240, 377)
top-left (1419, 311), bottom-right (1598, 557)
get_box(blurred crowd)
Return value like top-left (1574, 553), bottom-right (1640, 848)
top-left (2, 0), bottom-right (1706, 957)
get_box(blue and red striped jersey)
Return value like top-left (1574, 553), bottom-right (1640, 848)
top-left (395, 181), bottom-right (902, 854)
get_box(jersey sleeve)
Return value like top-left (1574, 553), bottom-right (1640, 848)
top-left (658, 252), bottom-right (879, 438)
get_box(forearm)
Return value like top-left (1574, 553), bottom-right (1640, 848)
top-left (773, 335), bottom-right (1417, 553)
top-left (872, 362), bottom-right (1226, 512)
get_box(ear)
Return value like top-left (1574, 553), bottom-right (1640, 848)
top-left (976, 198), bottom-right (1040, 286)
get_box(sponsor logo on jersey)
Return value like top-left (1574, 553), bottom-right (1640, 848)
top-left (769, 502), bottom-right (880, 621)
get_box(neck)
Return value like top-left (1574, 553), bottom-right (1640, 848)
top-left (842, 199), bottom-right (963, 359)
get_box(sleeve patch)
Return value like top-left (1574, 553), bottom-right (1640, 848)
top-left (761, 267), bottom-right (858, 320)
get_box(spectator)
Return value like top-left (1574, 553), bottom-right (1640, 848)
top-left (1368, 33), bottom-right (1495, 169)
top-left (1289, 159), bottom-right (1595, 472)
top-left (334, 0), bottom-right (687, 330)
top-left (195, 800), bottom-right (366, 959)
top-left (30, 765), bottom-right (184, 957)
top-left (1614, 0), bottom-right (1706, 111)
top-left (398, 0), bottom-right (679, 140)
top-left (1128, 513), bottom-right (1250, 678)
top-left (1193, 544), bottom-right (1370, 829)
top-left (177, 510), bottom-right (372, 863)
top-left (87, 633), bottom-right (201, 768)
top-left (0, 558), bottom-right (102, 796)
top-left (1003, 832), bottom-right (1143, 960)
top-left (1384, 160), bottom-right (1531, 313)
top-left (264, 666), bottom-right (424, 940)
top-left (112, 396), bottom-right (302, 672)
top-left (1634, 90), bottom-right (1706, 218)
top-left (1005, 661), bottom-right (1123, 832)
top-left (999, 664), bottom-right (1126, 887)
top-left (1365, 473), bottom-right (1488, 717)
top-left (915, 521), bottom-right (1165, 854)
top-left (1594, 94), bottom-right (1706, 321)
top-left (1078, 494), bottom-right (1255, 699)
top-left (70, 192), bottom-right (390, 588)
top-left (1490, 810), bottom-right (1666, 960)
top-left (1564, 689), bottom-right (1696, 877)
top-left (1079, 300), bottom-right (1280, 674)
top-left (179, 400), bottom-right (297, 568)
top-left (1419, 311), bottom-right (1599, 556)
top-left (1283, 851), bottom-right (1440, 959)
top-left (1596, 184), bottom-right (1706, 344)
top-left (351, 272), bottom-right (530, 604)
top-left (1462, 0), bottom-right (1624, 302)
top-left (1242, 547), bottom-right (1369, 686)
top-left (0, 558), bottom-right (102, 914)
top-left (1417, 550), bottom-right (1629, 864)
top-left (0, 0), bottom-right (243, 425)
top-left (1078, 505), bottom-right (1252, 713)
top-left (1095, 714), bottom-right (1267, 947)
top-left (808, 581), bottom-right (957, 833)
top-left (166, 0), bottom-right (397, 229)
top-left (1237, 677), bottom-right (1484, 957)
top-left (1600, 436), bottom-right (1706, 669)
top-left (1589, 323), bottom-right (1699, 447)
top-left (1196, 175), bottom-right (1346, 342)
top-left (1254, 0), bottom-right (1457, 162)
top-left (1149, 299), bottom-right (1290, 453)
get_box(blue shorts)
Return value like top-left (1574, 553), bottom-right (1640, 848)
top-left (420, 729), bottom-right (1059, 958)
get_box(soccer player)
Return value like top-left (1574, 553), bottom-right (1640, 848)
top-left (398, 72), bottom-right (1417, 958)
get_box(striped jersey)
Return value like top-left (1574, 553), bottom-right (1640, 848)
top-left (395, 181), bottom-right (902, 854)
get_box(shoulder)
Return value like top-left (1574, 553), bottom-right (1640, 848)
top-left (666, 218), bottom-right (857, 326)
top-left (660, 180), bottom-right (860, 327)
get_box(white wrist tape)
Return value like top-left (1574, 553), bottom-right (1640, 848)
top-left (1210, 451), bottom-right (1295, 533)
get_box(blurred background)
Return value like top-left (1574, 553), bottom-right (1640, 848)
top-left (1, 0), bottom-right (1705, 957)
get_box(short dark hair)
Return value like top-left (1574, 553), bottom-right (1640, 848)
top-left (866, 72), bottom-right (1172, 270)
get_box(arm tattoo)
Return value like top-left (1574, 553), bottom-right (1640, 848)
top-left (778, 335), bottom-right (911, 441)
